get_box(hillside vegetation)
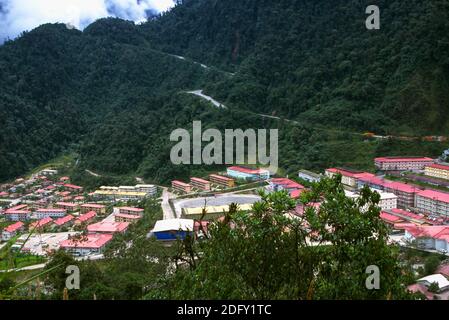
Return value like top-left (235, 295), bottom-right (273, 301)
top-left (1, 0), bottom-right (448, 182)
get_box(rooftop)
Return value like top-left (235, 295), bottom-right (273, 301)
top-left (417, 189), bottom-right (449, 204)
top-left (227, 166), bottom-right (269, 175)
top-left (87, 221), bottom-right (129, 234)
top-left (427, 163), bottom-right (449, 171)
top-left (4, 221), bottom-right (24, 233)
top-left (60, 234), bottom-right (113, 249)
top-left (76, 211), bottom-right (97, 223)
top-left (54, 215), bottom-right (75, 226)
top-left (152, 219), bottom-right (194, 233)
top-left (375, 157), bottom-right (434, 163)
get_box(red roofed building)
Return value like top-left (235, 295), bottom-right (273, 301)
top-left (0, 191), bottom-right (8, 197)
top-left (60, 176), bottom-right (70, 182)
top-left (209, 174), bottom-right (235, 188)
top-left (53, 215), bottom-right (75, 228)
top-left (60, 234), bottom-right (113, 256)
top-left (1, 222), bottom-right (25, 241)
top-left (380, 212), bottom-right (404, 225)
top-left (87, 221), bottom-right (129, 234)
top-left (375, 157), bottom-right (434, 171)
top-left (415, 189), bottom-right (449, 217)
top-left (172, 180), bottom-right (192, 194)
top-left (325, 168), bottom-right (375, 189)
top-left (63, 184), bottom-right (83, 192)
top-left (29, 217), bottom-right (54, 231)
top-left (190, 177), bottom-right (211, 191)
top-left (403, 225), bottom-right (449, 251)
top-left (80, 204), bottom-right (106, 215)
top-left (56, 202), bottom-right (80, 212)
top-left (5, 210), bottom-right (31, 222)
top-left (74, 211), bottom-right (97, 225)
top-left (383, 181), bottom-right (422, 209)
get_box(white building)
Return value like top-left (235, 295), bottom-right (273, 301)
top-left (345, 189), bottom-right (397, 211)
top-left (35, 208), bottom-right (67, 219)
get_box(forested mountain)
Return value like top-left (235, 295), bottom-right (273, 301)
top-left (1, 0), bottom-right (448, 183)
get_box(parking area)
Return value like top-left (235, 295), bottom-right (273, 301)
top-left (15, 232), bottom-right (78, 256)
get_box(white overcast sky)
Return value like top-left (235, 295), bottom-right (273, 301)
top-left (0, 0), bottom-right (175, 41)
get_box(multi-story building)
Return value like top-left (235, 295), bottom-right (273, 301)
top-left (115, 214), bottom-right (142, 224)
top-left (80, 204), bottom-right (106, 215)
top-left (60, 234), bottom-right (113, 257)
top-left (53, 215), bottom-right (75, 228)
top-left (190, 178), bottom-right (211, 191)
top-left (63, 184), bottom-right (84, 193)
top-left (35, 208), bottom-right (67, 219)
top-left (55, 202), bottom-right (79, 212)
top-left (1, 222), bottom-right (24, 241)
top-left (325, 168), bottom-right (375, 190)
top-left (383, 181), bottom-right (421, 209)
top-left (268, 178), bottom-right (304, 192)
top-left (374, 157), bottom-right (434, 171)
top-left (5, 210), bottom-right (32, 221)
top-left (357, 175), bottom-right (386, 190)
top-left (298, 170), bottom-right (322, 183)
top-left (345, 190), bottom-right (397, 211)
top-left (87, 221), bottom-right (129, 235)
top-left (227, 167), bottom-right (270, 181)
top-left (29, 217), bottom-right (54, 232)
top-left (424, 163), bottom-right (449, 180)
top-left (209, 174), bottom-right (235, 188)
top-left (117, 207), bottom-right (144, 217)
top-left (135, 184), bottom-right (157, 195)
top-left (74, 211), bottom-right (97, 226)
top-left (415, 189), bottom-right (449, 217)
top-left (172, 180), bottom-right (192, 193)
top-left (94, 185), bottom-right (156, 200)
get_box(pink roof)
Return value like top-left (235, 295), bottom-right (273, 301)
top-left (64, 184), bottom-right (83, 190)
top-left (81, 203), bottom-right (106, 209)
top-left (115, 213), bottom-right (142, 220)
top-left (228, 166), bottom-right (268, 175)
top-left (403, 225), bottom-right (449, 239)
top-left (119, 207), bottom-right (144, 212)
top-left (375, 157), bottom-right (434, 163)
top-left (30, 217), bottom-right (53, 229)
top-left (74, 196), bottom-right (85, 201)
top-left (8, 204), bottom-right (28, 211)
top-left (417, 189), bottom-right (449, 204)
top-left (270, 178), bottom-right (304, 189)
top-left (383, 181), bottom-right (421, 193)
top-left (290, 189), bottom-right (304, 199)
top-left (60, 176), bottom-right (70, 181)
top-left (36, 208), bottom-right (66, 213)
top-left (407, 284), bottom-right (434, 300)
top-left (4, 222), bottom-right (24, 233)
top-left (380, 212), bottom-right (404, 224)
top-left (46, 185), bottom-right (56, 190)
top-left (60, 234), bottom-right (113, 249)
top-left (5, 210), bottom-right (31, 215)
top-left (172, 180), bottom-right (190, 187)
top-left (209, 174), bottom-right (234, 181)
top-left (87, 221), bottom-right (129, 234)
top-left (54, 215), bottom-right (75, 226)
top-left (357, 175), bottom-right (385, 185)
top-left (76, 211), bottom-right (97, 223)
top-left (436, 264), bottom-right (449, 277)
top-left (389, 208), bottom-right (424, 221)
top-left (56, 202), bottom-right (78, 207)
top-left (0, 192), bottom-right (8, 197)
top-left (191, 177), bottom-right (210, 184)
top-left (326, 168), bottom-right (375, 179)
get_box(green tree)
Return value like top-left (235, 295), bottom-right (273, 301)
top-left (147, 175), bottom-right (412, 300)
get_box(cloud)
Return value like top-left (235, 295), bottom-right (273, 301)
top-left (0, 0), bottom-right (175, 42)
